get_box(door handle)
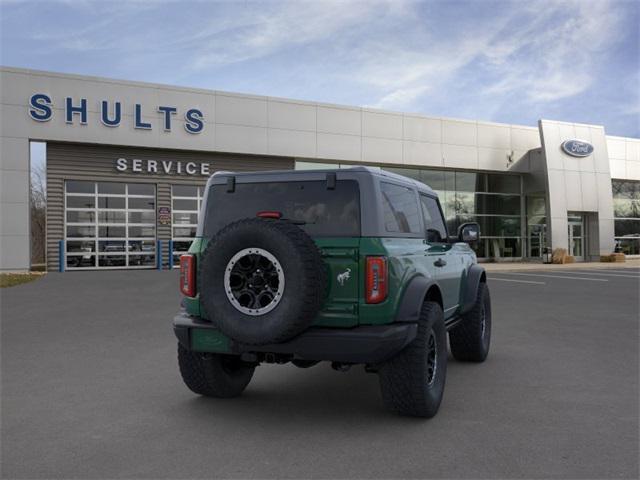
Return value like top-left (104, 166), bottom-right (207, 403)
top-left (434, 258), bottom-right (447, 267)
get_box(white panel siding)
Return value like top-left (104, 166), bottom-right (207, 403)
top-left (478, 147), bottom-right (509, 170)
top-left (268, 100), bottom-right (316, 132)
top-left (442, 120), bottom-right (477, 147)
top-left (477, 123), bottom-right (511, 149)
top-left (0, 169), bottom-right (29, 203)
top-left (609, 159), bottom-right (626, 179)
top-left (362, 111), bottom-right (403, 139)
top-left (0, 235), bottom-right (30, 270)
top-left (579, 171), bottom-right (598, 211)
top-left (563, 170), bottom-right (582, 211)
top-left (402, 116), bottom-right (441, 143)
top-left (627, 161), bottom-right (640, 180)
top-left (215, 124), bottom-right (267, 154)
top-left (607, 138), bottom-right (626, 159)
top-left (317, 106), bottom-right (361, 136)
top-left (626, 139), bottom-right (640, 161)
top-left (402, 141), bottom-right (442, 167)
top-left (511, 127), bottom-right (540, 151)
top-left (362, 137), bottom-right (402, 164)
top-left (215, 94), bottom-right (267, 127)
top-left (442, 144), bottom-right (478, 169)
top-left (268, 128), bottom-right (316, 157)
top-left (317, 133), bottom-right (361, 161)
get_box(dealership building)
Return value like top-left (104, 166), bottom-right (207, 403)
top-left (1, 66), bottom-right (639, 272)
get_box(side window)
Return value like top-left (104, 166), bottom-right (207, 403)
top-left (420, 194), bottom-right (447, 243)
top-left (381, 182), bottom-right (421, 234)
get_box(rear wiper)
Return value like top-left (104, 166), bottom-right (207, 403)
top-left (283, 217), bottom-right (316, 226)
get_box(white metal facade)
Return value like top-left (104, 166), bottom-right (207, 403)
top-left (1, 66), bottom-right (639, 270)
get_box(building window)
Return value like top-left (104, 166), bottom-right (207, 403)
top-left (612, 179), bottom-right (640, 255)
top-left (65, 181), bottom-right (156, 269)
top-left (294, 162), bottom-right (525, 259)
top-left (526, 195), bottom-right (547, 258)
top-left (385, 168), bottom-right (523, 258)
top-left (171, 185), bottom-right (204, 266)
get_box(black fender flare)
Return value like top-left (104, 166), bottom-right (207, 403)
top-left (459, 264), bottom-right (486, 315)
top-left (394, 275), bottom-right (442, 323)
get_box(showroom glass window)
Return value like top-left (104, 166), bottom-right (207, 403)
top-left (65, 181), bottom-right (156, 269)
top-left (171, 185), bottom-right (204, 266)
top-left (526, 195), bottom-right (547, 258)
top-left (385, 167), bottom-right (523, 258)
top-left (612, 180), bottom-right (640, 255)
top-left (294, 162), bottom-right (524, 259)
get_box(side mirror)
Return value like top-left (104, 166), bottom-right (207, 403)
top-left (458, 222), bottom-right (480, 243)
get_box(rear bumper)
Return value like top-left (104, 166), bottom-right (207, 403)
top-left (173, 310), bottom-right (417, 364)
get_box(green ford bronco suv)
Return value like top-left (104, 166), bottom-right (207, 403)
top-left (174, 167), bottom-right (491, 417)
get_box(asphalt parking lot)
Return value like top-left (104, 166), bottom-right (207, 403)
top-left (1, 267), bottom-right (638, 479)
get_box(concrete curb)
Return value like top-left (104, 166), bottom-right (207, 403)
top-left (481, 259), bottom-right (640, 272)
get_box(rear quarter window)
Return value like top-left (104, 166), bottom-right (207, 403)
top-left (203, 180), bottom-right (360, 237)
top-left (380, 182), bottom-right (421, 234)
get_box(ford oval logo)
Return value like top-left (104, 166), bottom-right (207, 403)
top-left (561, 139), bottom-right (594, 157)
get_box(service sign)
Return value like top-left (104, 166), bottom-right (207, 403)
top-left (561, 139), bottom-right (594, 157)
top-left (116, 157), bottom-right (210, 176)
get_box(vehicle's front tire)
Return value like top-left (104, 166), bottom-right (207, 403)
top-left (378, 301), bottom-right (447, 418)
top-left (177, 344), bottom-right (255, 398)
top-left (449, 282), bottom-right (491, 362)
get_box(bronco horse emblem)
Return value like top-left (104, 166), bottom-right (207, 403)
top-left (337, 268), bottom-right (351, 286)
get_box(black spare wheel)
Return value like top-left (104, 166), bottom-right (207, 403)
top-left (199, 218), bottom-right (327, 345)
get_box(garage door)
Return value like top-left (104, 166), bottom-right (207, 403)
top-left (171, 185), bottom-right (204, 267)
top-left (65, 180), bottom-right (156, 269)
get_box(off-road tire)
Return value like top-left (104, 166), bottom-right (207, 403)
top-left (199, 218), bottom-right (326, 345)
top-left (178, 344), bottom-right (255, 398)
top-left (378, 301), bottom-right (447, 418)
top-left (449, 282), bottom-right (491, 362)
top-left (291, 359), bottom-right (319, 369)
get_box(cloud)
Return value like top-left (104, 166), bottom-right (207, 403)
top-left (188, 1), bottom-right (405, 70)
top-left (480, 0), bottom-right (623, 103)
top-left (1, 0), bottom-right (637, 135)
top-left (357, 0), bottom-right (625, 111)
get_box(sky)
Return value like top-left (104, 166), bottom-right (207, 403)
top-left (1, 0), bottom-right (639, 138)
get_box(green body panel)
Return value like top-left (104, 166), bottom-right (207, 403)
top-left (182, 233), bottom-right (474, 346)
top-left (191, 328), bottom-right (232, 353)
top-left (313, 237), bottom-right (360, 327)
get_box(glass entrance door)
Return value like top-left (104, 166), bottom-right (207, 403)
top-left (528, 223), bottom-right (546, 258)
top-left (567, 214), bottom-right (584, 261)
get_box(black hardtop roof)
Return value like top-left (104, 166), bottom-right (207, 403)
top-left (209, 166), bottom-right (435, 194)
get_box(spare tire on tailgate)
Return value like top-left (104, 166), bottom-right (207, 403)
top-left (199, 218), bottom-right (327, 345)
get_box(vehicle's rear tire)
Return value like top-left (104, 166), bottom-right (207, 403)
top-left (291, 359), bottom-right (319, 369)
top-left (378, 301), bottom-right (447, 418)
top-left (177, 344), bottom-right (255, 398)
top-left (449, 282), bottom-right (491, 362)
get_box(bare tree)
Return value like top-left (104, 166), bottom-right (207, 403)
top-left (30, 163), bottom-right (46, 268)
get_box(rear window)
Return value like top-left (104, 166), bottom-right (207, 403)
top-left (203, 180), bottom-right (360, 237)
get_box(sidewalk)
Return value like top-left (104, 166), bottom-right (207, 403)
top-left (481, 258), bottom-right (640, 272)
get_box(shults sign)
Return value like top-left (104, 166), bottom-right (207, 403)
top-left (28, 94), bottom-right (205, 133)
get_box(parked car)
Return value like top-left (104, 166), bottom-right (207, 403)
top-left (173, 167), bottom-right (491, 417)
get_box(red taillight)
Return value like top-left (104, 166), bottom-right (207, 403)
top-left (365, 256), bottom-right (387, 304)
top-left (179, 254), bottom-right (196, 297)
top-left (257, 211), bottom-right (282, 219)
